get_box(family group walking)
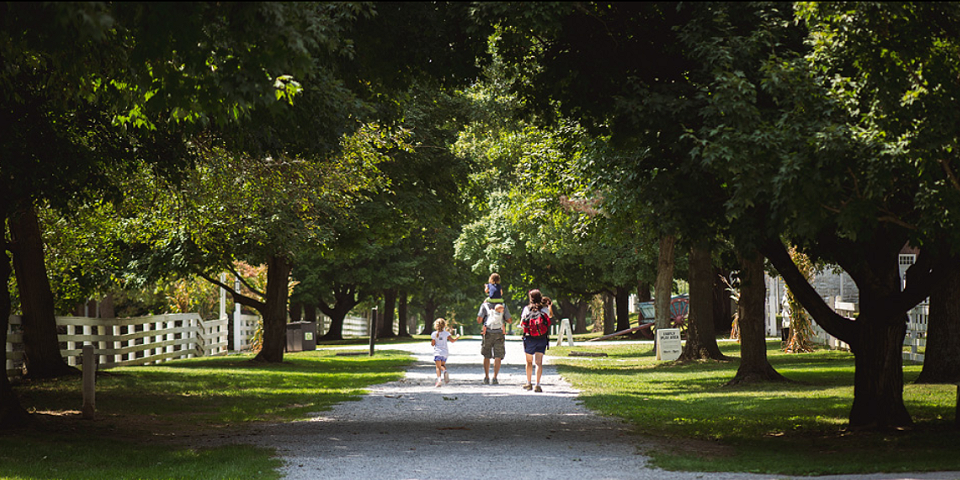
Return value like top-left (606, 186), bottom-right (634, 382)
top-left (431, 273), bottom-right (555, 392)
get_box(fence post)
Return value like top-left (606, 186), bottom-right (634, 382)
top-left (82, 345), bottom-right (95, 419)
top-left (154, 318), bottom-right (163, 363)
top-left (66, 324), bottom-right (76, 366)
top-left (369, 307), bottom-right (377, 356)
top-left (113, 325), bottom-right (121, 365)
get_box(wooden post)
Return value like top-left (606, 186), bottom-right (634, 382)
top-left (369, 307), bottom-right (377, 356)
top-left (82, 345), bottom-right (96, 419)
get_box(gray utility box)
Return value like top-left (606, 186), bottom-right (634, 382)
top-left (285, 321), bottom-right (317, 352)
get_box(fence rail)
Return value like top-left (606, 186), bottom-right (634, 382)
top-left (807, 301), bottom-right (928, 364)
top-left (6, 313), bottom-right (239, 378)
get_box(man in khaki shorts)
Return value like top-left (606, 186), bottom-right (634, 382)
top-left (477, 301), bottom-right (511, 384)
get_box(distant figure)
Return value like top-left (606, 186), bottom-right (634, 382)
top-left (520, 289), bottom-right (551, 392)
top-left (484, 272), bottom-right (504, 304)
top-left (431, 318), bottom-right (458, 387)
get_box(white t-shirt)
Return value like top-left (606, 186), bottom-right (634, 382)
top-left (432, 330), bottom-right (452, 357)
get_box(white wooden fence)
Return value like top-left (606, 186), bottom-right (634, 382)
top-left (904, 303), bottom-right (928, 363)
top-left (5, 313), bottom-right (244, 378)
top-left (807, 299), bottom-right (928, 363)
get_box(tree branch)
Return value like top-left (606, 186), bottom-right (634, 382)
top-left (198, 272), bottom-right (266, 312)
top-left (939, 158), bottom-right (960, 193)
top-left (226, 263), bottom-right (266, 298)
top-left (760, 238), bottom-right (858, 344)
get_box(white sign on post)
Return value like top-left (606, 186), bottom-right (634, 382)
top-left (555, 318), bottom-right (575, 347)
top-left (656, 328), bottom-right (682, 361)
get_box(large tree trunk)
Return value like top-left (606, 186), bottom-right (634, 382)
top-left (850, 307), bottom-right (912, 428)
top-left (560, 298), bottom-right (584, 334)
top-left (761, 236), bottom-right (922, 429)
top-left (680, 243), bottom-right (728, 361)
top-left (841, 242), bottom-right (915, 429)
top-left (0, 202), bottom-right (33, 429)
top-left (615, 286), bottom-right (631, 331)
top-left (655, 235), bottom-right (676, 331)
top-left (915, 260), bottom-right (960, 384)
top-left (9, 204), bottom-right (75, 378)
top-left (289, 301), bottom-right (303, 323)
top-left (727, 248), bottom-right (786, 385)
top-left (99, 293), bottom-right (115, 319)
top-left (378, 289), bottom-right (397, 339)
top-left (397, 290), bottom-right (410, 337)
top-left (303, 304), bottom-right (317, 323)
top-left (252, 254), bottom-right (292, 363)
top-left (318, 285), bottom-right (362, 341)
top-left (420, 298), bottom-right (437, 335)
top-left (637, 280), bottom-right (652, 303)
top-left (602, 291), bottom-right (615, 335)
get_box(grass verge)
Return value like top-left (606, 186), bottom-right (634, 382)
top-left (2, 349), bottom-right (413, 480)
top-left (549, 339), bottom-right (960, 476)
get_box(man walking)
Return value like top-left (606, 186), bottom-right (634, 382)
top-left (477, 301), bottom-right (511, 384)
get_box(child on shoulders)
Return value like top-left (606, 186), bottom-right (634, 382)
top-left (484, 272), bottom-right (504, 304)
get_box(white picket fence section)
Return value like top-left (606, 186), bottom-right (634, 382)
top-left (5, 313), bottom-right (245, 378)
top-left (807, 299), bottom-right (928, 363)
top-left (904, 303), bottom-right (928, 363)
top-left (332, 315), bottom-right (370, 337)
top-left (234, 313), bottom-right (260, 351)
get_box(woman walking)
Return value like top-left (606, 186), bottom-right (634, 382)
top-left (520, 289), bottom-right (551, 392)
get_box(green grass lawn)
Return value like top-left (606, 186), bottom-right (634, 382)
top-left (1, 349), bottom-right (413, 480)
top-left (549, 339), bottom-right (960, 475)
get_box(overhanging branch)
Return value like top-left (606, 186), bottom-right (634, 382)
top-left (760, 238), bottom-right (857, 344)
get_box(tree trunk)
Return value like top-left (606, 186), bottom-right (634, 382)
top-left (420, 298), bottom-right (437, 335)
top-left (761, 236), bottom-right (922, 429)
top-left (849, 309), bottom-right (912, 428)
top-left (0, 203), bottom-right (33, 429)
top-left (602, 291), bottom-right (615, 335)
top-left (379, 289), bottom-right (397, 338)
top-left (915, 260), bottom-right (960, 384)
top-left (252, 254), bottom-right (292, 363)
top-left (397, 290), bottom-right (410, 337)
top-left (655, 235), bottom-right (676, 331)
top-left (615, 286), bottom-right (631, 331)
top-left (574, 298), bottom-right (589, 334)
top-left (9, 204), bottom-right (75, 378)
top-left (289, 301), bottom-right (303, 323)
top-left (303, 304), bottom-right (317, 323)
top-left (727, 248), bottom-right (786, 385)
top-left (99, 293), bottom-right (115, 319)
top-left (318, 286), bottom-right (362, 341)
top-left (680, 242), bottom-right (728, 361)
top-left (637, 280), bottom-right (652, 303)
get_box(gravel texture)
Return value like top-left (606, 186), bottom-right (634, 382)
top-left (242, 337), bottom-right (959, 480)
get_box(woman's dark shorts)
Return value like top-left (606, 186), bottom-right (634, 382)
top-left (523, 335), bottom-right (548, 355)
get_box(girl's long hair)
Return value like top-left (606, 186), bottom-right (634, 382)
top-left (527, 289), bottom-right (543, 311)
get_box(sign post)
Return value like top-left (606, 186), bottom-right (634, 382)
top-left (369, 307), bottom-right (378, 356)
top-left (656, 328), bottom-right (682, 361)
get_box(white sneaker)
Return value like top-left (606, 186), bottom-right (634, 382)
top-left (435, 379), bottom-right (442, 387)
top-left (443, 370), bottom-right (450, 384)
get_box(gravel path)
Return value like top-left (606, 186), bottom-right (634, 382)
top-left (246, 337), bottom-right (960, 480)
